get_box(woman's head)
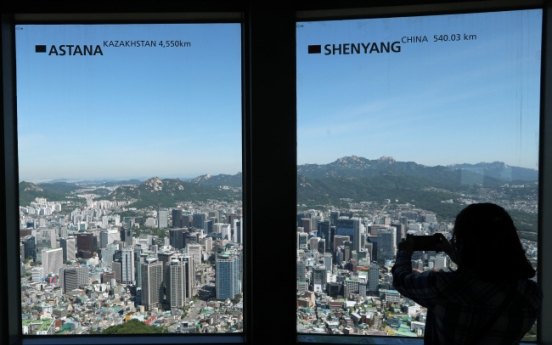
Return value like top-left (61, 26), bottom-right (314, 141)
top-left (452, 203), bottom-right (535, 282)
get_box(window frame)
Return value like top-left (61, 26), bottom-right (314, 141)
top-left (1, 1), bottom-right (551, 345)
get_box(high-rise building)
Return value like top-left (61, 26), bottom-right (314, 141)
top-left (297, 232), bottom-right (308, 249)
top-left (368, 236), bottom-right (378, 262)
top-left (378, 227), bottom-right (397, 261)
top-left (204, 237), bottom-right (213, 252)
top-left (169, 228), bottom-right (184, 250)
top-left (391, 223), bottom-right (406, 248)
top-left (41, 247), bottom-right (63, 276)
top-left (158, 208), bottom-right (169, 229)
top-left (141, 258), bottom-right (164, 310)
top-left (171, 255), bottom-right (194, 300)
top-left (309, 237), bottom-right (320, 252)
top-left (101, 216), bottom-right (109, 228)
top-left (333, 234), bottom-right (350, 249)
top-left (322, 252), bottom-right (333, 272)
top-left (100, 229), bottom-right (109, 249)
top-left (330, 211), bottom-right (340, 226)
top-left (101, 243), bottom-right (118, 264)
top-left (301, 218), bottom-right (312, 233)
top-left (204, 220), bottom-right (213, 235)
top-left (191, 213), bottom-right (205, 230)
top-left (157, 250), bottom-right (174, 291)
top-left (123, 217), bottom-right (133, 229)
top-left (76, 233), bottom-right (94, 259)
top-left (297, 260), bottom-right (306, 283)
top-left (312, 265), bottom-right (327, 292)
top-left (168, 259), bottom-right (186, 309)
top-left (235, 219), bottom-right (243, 244)
top-left (220, 224), bottom-right (231, 240)
top-left (227, 214), bottom-right (239, 229)
top-left (187, 244), bottom-right (202, 267)
top-left (60, 237), bottom-right (76, 262)
top-left (23, 235), bottom-right (36, 261)
top-left (121, 248), bottom-right (134, 284)
top-left (318, 239), bottom-right (326, 254)
top-left (172, 209), bottom-right (183, 228)
top-left (368, 262), bottom-right (379, 294)
top-left (59, 226), bottom-right (67, 239)
top-left (336, 216), bottom-right (353, 237)
top-left (183, 256), bottom-right (194, 300)
top-left (112, 261), bottom-right (122, 282)
top-left (60, 267), bottom-right (88, 293)
top-left (216, 254), bottom-right (239, 300)
top-left (184, 232), bottom-right (198, 248)
top-left (318, 221), bottom-right (331, 250)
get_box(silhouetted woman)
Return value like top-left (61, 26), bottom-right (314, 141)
top-left (392, 203), bottom-right (541, 344)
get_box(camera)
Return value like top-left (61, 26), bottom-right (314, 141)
top-left (412, 234), bottom-right (443, 252)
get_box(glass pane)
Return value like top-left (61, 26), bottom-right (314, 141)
top-left (17, 24), bottom-right (243, 335)
top-left (297, 10), bottom-right (540, 342)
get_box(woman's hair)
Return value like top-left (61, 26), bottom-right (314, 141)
top-left (452, 203), bottom-right (535, 282)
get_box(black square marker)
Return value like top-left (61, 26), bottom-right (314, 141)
top-left (308, 45), bottom-right (321, 54)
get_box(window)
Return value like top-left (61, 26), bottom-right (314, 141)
top-left (1, 2), bottom-right (551, 345)
top-left (16, 23), bottom-right (243, 336)
top-left (296, 9), bottom-right (542, 342)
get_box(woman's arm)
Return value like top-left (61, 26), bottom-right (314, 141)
top-left (392, 244), bottom-right (439, 309)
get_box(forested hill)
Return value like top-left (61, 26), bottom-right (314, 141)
top-left (103, 177), bottom-right (241, 208)
top-left (19, 182), bottom-right (73, 206)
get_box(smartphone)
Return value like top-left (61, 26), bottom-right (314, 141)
top-left (412, 234), bottom-right (442, 252)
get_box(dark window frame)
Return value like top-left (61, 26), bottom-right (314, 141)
top-left (1, 1), bottom-right (551, 344)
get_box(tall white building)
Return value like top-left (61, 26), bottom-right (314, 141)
top-left (168, 259), bottom-right (186, 309)
top-left (101, 216), bottom-right (109, 228)
top-left (204, 237), bottom-right (213, 253)
top-left (232, 218), bottom-right (242, 243)
top-left (108, 229), bottom-right (120, 245)
top-left (41, 247), bottom-right (63, 276)
top-left (221, 224), bottom-right (231, 240)
top-left (60, 237), bottom-right (76, 262)
top-left (187, 244), bottom-right (202, 267)
top-left (158, 208), bottom-right (169, 229)
top-left (173, 255), bottom-right (195, 300)
top-left (213, 223), bottom-right (224, 234)
top-left (121, 248), bottom-right (134, 284)
top-left (102, 243), bottom-right (119, 264)
top-left (353, 218), bottom-right (365, 253)
top-left (141, 258), bottom-right (163, 310)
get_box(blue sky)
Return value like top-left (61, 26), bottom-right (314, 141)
top-left (16, 11), bottom-right (542, 181)
top-left (16, 24), bottom-right (242, 181)
top-left (297, 10), bottom-right (542, 170)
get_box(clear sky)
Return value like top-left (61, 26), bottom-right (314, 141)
top-left (297, 9), bottom-right (542, 170)
top-left (16, 11), bottom-right (542, 182)
top-left (16, 24), bottom-right (242, 182)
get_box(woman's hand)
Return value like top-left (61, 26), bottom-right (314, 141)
top-left (398, 234), bottom-right (414, 255)
top-left (434, 233), bottom-right (457, 262)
